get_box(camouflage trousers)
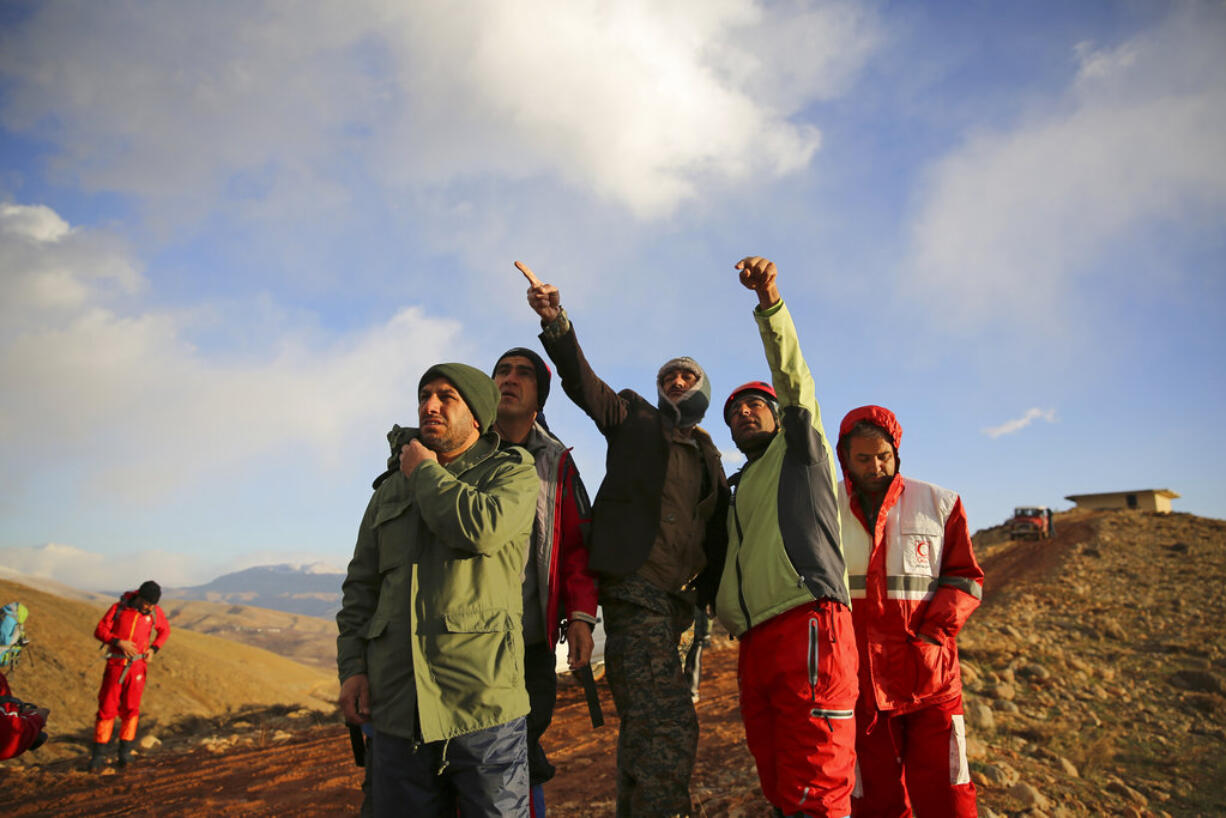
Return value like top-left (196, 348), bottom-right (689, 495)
top-left (602, 593), bottom-right (698, 817)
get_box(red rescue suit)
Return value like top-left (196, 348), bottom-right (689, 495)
top-left (1, 671), bottom-right (46, 759)
top-left (93, 592), bottom-right (170, 744)
top-left (836, 405), bottom-right (982, 817)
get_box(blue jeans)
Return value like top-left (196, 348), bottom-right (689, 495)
top-left (372, 717), bottom-right (529, 817)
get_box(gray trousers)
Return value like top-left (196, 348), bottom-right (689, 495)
top-left (371, 717), bottom-right (529, 818)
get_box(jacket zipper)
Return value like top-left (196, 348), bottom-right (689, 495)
top-left (730, 486), bottom-right (752, 631)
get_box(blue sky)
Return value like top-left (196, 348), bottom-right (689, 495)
top-left (1, 1), bottom-right (1222, 590)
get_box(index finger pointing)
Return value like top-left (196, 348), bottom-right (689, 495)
top-left (514, 260), bottom-right (542, 287)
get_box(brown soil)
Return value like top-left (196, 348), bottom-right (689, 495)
top-left (0, 643), bottom-right (756, 817)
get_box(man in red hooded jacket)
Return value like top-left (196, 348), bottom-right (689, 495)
top-left (835, 407), bottom-right (982, 816)
top-left (89, 580), bottom-right (170, 771)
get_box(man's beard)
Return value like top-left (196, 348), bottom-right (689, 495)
top-left (851, 472), bottom-right (894, 496)
top-left (734, 429), bottom-right (775, 458)
top-left (419, 423), bottom-right (470, 455)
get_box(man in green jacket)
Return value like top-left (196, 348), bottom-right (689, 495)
top-left (337, 362), bottom-right (540, 818)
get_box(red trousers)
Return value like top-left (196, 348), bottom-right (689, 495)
top-left (94, 658), bottom-right (148, 743)
top-left (852, 695), bottom-right (977, 817)
top-left (739, 601), bottom-right (857, 817)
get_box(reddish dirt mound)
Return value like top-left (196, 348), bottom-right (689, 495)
top-left (977, 513), bottom-right (1095, 606)
top-left (0, 642), bottom-right (759, 817)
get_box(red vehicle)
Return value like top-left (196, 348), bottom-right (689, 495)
top-left (1008, 506), bottom-right (1051, 540)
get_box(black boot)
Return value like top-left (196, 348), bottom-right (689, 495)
top-left (117, 739), bottom-right (136, 767)
top-left (88, 741), bottom-right (109, 772)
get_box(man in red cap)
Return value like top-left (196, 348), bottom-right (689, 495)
top-left (836, 406), bottom-right (983, 816)
top-left (716, 256), bottom-right (857, 818)
top-left (90, 579), bottom-right (170, 771)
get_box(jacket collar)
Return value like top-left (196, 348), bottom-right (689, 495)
top-left (442, 430), bottom-right (502, 475)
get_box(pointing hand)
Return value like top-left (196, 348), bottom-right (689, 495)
top-left (516, 261), bottom-right (561, 324)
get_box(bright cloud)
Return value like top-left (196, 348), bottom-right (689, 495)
top-left (0, 203), bottom-right (466, 503)
top-left (905, 4), bottom-right (1226, 329)
top-left (0, 203), bottom-right (143, 328)
top-left (982, 408), bottom-right (1057, 439)
top-left (0, 1), bottom-right (879, 220)
top-left (0, 543), bottom-right (202, 591)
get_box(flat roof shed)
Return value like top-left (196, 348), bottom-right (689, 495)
top-left (1064, 489), bottom-right (1180, 513)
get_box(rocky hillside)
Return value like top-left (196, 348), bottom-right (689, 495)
top-left (2, 509), bottom-right (1223, 816)
top-left (0, 578), bottom-right (337, 767)
top-left (962, 508), bottom-right (1226, 816)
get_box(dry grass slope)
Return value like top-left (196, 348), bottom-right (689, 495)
top-left (160, 599), bottom-right (338, 671)
top-left (0, 578), bottom-right (338, 766)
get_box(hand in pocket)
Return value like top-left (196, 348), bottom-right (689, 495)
top-left (910, 636), bottom-right (946, 700)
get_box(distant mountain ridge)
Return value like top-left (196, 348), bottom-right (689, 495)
top-left (159, 563), bottom-right (345, 619)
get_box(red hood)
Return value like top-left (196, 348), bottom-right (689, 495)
top-left (837, 404), bottom-right (904, 531)
top-left (836, 405), bottom-right (902, 475)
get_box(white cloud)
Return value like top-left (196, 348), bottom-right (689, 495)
top-left (0, 203), bottom-right (466, 502)
top-left (0, 203), bottom-right (143, 328)
top-left (982, 407), bottom-right (1057, 439)
top-left (0, 543), bottom-right (202, 591)
top-left (905, 5), bottom-right (1226, 329)
top-left (0, 1), bottom-right (879, 220)
top-left (0, 203), bottom-right (71, 242)
top-left (721, 447), bottom-right (746, 470)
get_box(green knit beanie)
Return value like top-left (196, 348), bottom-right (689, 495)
top-left (418, 362), bottom-right (500, 433)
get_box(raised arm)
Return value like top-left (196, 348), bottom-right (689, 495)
top-left (738, 256), bottom-right (827, 464)
top-left (516, 260), bottom-right (629, 434)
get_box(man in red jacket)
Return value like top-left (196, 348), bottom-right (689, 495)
top-left (90, 580), bottom-right (170, 772)
top-left (1, 671), bottom-right (48, 760)
top-left (491, 347), bottom-right (599, 817)
top-left (836, 406), bottom-right (982, 817)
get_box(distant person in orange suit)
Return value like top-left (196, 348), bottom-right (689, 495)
top-left (89, 580), bottom-right (170, 772)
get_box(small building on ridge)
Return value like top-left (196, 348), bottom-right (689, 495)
top-left (1064, 489), bottom-right (1180, 513)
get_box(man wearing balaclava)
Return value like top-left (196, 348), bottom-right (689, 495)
top-left (337, 363), bottom-right (540, 817)
top-left (518, 261), bottom-right (729, 818)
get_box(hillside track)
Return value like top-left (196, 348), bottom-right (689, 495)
top-left (1, 728), bottom-right (363, 816)
top-left (1, 644), bottom-right (763, 817)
